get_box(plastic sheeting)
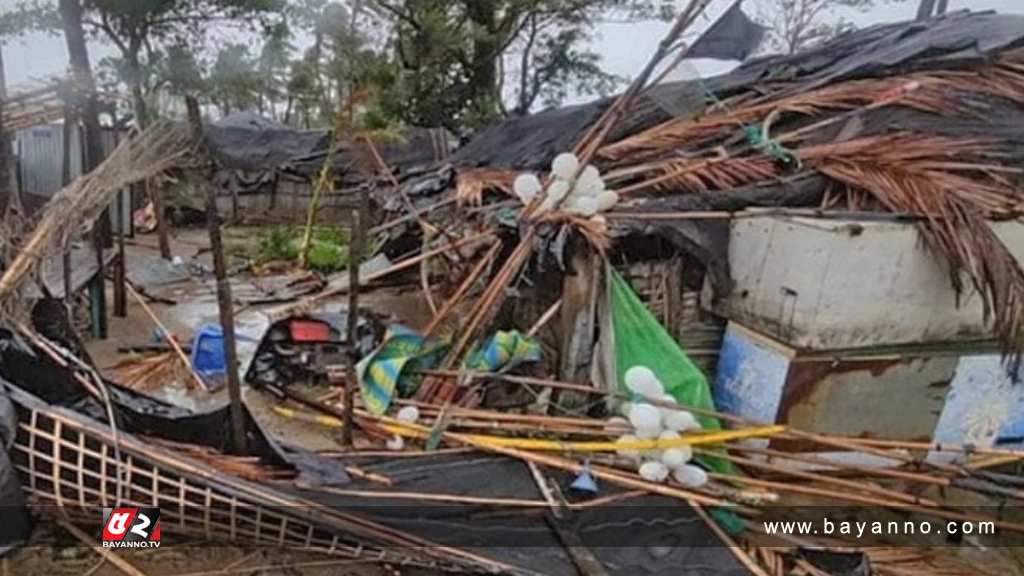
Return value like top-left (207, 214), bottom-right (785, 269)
top-left (453, 10), bottom-right (1024, 172)
top-left (204, 113), bottom-right (455, 180)
top-left (0, 390), bottom-right (31, 556)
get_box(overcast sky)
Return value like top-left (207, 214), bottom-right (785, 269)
top-left (2, 0), bottom-right (1023, 98)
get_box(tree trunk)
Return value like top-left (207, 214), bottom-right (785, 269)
top-left (125, 51), bottom-right (170, 260)
top-left (936, 0), bottom-right (948, 15)
top-left (916, 0), bottom-right (938, 20)
top-left (0, 43), bottom-right (20, 222)
top-left (59, 0), bottom-right (109, 338)
top-left (465, 1), bottom-right (502, 121)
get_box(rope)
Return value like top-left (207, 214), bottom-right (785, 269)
top-left (695, 73), bottom-right (801, 169)
top-left (744, 124), bottom-right (801, 169)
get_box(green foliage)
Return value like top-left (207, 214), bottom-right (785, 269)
top-left (371, 0), bottom-right (670, 132)
top-left (23, 0), bottom-right (674, 133)
top-left (74, 0), bottom-right (285, 123)
top-left (208, 42), bottom-right (262, 115)
top-left (0, 1), bottom-right (61, 39)
top-left (256, 225), bottom-right (350, 273)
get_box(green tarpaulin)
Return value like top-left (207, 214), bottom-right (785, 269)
top-left (608, 268), bottom-right (731, 475)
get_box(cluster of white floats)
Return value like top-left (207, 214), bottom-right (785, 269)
top-left (386, 366), bottom-right (709, 489)
top-left (611, 366), bottom-right (709, 488)
top-left (513, 152), bottom-right (620, 218)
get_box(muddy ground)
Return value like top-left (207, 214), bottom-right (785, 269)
top-left (3, 524), bottom-right (412, 576)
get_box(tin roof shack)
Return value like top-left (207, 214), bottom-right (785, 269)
top-left (15, 123), bottom-right (131, 228)
top-left (199, 113), bottom-right (455, 223)
top-left (712, 216), bottom-right (1024, 462)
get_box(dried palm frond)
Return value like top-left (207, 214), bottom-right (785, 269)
top-left (597, 67), bottom-right (1021, 164)
top-left (107, 351), bottom-right (196, 391)
top-left (454, 168), bottom-right (517, 206)
top-left (599, 77), bottom-right (951, 162)
top-left (616, 155), bottom-right (780, 196)
top-left (800, 133), bottom-right (1024, 365)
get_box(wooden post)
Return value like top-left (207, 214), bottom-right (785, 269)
top-left (340, 188), bottom-right (366, 447)
top-left (87, 126), bottom-right (107, 339)
top-left (558, 246), bottom-right (600, 410)
top-left (150, 178), bottom-right (172, 260)
top-left (186, 96), bottom-right (246, 454)
top-left (60, 0), bottom-right (108, 337)
top-left (112, 127), bottom-right (126, 317)
top-left (61, 104), bottom-right (74, 305)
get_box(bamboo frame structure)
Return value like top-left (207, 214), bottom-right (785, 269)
top-left (2, 383), bottom-right (515, 575)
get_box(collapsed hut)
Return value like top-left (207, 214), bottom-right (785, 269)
top-left (196, 112), bottom-right (455, 223)
top-left (364, 9), bottom-right (1024, 404)
top-left (3, 8), bottom-right (1024, 576)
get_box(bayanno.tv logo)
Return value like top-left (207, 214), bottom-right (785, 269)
top-left (101, 507), bottom-right (161, 548)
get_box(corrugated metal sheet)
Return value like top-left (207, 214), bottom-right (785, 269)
top-left (15, 124), bottom-right (81, 196)
top-left (15, 124), bottom-right (130, 232)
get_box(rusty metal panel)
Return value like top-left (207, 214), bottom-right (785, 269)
top-left (779, 356), bottom-right (955, 444)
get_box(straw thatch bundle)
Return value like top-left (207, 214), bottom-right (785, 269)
top-left (0, 120), bottom-right (192, 305)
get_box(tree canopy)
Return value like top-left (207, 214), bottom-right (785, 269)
top-left (1, 0), bottom-right (910, 133)
top-left (754, 0), bottom-right (909, 55)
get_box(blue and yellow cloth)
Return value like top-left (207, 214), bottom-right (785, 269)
top-left (357, 326), bottom-right (541, 415)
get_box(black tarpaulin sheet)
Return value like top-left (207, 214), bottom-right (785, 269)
top-left (686, 1), bottom-right (766, 61)
top-left (285, 452), bottom-right (748, 576)
top-left (205, 112), bottom-right (329, 172)
top-left (453, 100), bottom-right (608, 171)
top-left (0, 330), bottom-right (283, 463)
top-left (452, 10), bottom-right (1024, 172)
top-left (0, 390), bottom-right (30, 556)
top-left (204, 112), bottom-right (454, 180)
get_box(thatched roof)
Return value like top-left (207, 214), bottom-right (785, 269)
top-left (390, 10), bottom-right (1024, 362)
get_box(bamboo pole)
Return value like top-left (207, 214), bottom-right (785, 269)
top-left (695, 448), bottom-right (940, 507)
top-left (341, 188), bottom-right (366, 448)
top-left (423, 239), bottom-right (502, 337)
top-left (732, 445), bottom-right (951, 487)
top-left (691, 502), bottom-right (770, 576)
top-left (288, 231), bottom-right (494, 315)
top-left (186, 96), bottom-right (245, 453)
top-left (124, 282), bottom-right (207, 392)
top-left (842, 436), bottom-right (1024, 458)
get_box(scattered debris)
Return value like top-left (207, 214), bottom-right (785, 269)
top-left (4, 8), bottom-right (1024, 576)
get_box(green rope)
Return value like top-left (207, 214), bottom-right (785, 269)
top-left (744, 124), bottom-right (801, 169)
top-left (696, 71), bottom-right (801, 170)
